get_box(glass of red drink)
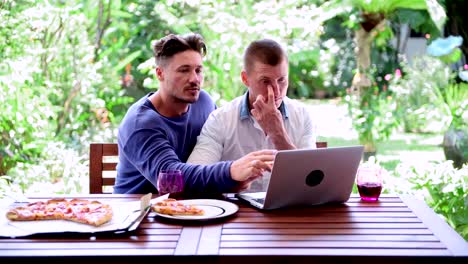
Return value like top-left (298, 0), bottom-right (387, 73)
top-left (157, 170), bottom-right (184, 195)
top-left (356, 164), bottom-right (383, 202)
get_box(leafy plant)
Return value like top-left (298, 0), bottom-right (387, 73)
top-left (316, 0), bottom-right (446, 155)
top-left (345, 78), bottom-right (400, 154)
top-left (390, 55), bottom-right (452, 133)
top-left (436, 82), bottom-right (468, 130)
top-left (425, 35), bottom-right (468, 168)
top-left (425, 36), bottom-right (468, 130)
top-left (135, 0), bottom-right (331, 102)
top-left (5, 142), bottom-right (89, 194)
top-left (320, 0), bottom-right (446, 92)
top-left (0, 0), bottom-right (55, 174)
top-left (389, 161), bottom-right (468, 240)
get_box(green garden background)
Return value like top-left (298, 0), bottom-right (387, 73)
top-left (0, 0), bottom-right (467, 239)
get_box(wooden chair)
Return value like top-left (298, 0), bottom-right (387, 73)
top-left (89, 143), bottom-right (118, 194)
top-left (88, 141), bottom-right (327, 194)
top-left (316, 141), bottom-right (328, 148)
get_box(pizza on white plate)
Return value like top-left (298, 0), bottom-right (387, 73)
top-left (151, 198), bottom-right (204, 216)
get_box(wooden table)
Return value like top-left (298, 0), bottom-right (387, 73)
top-left (1, 194), bottom-right (467, 264)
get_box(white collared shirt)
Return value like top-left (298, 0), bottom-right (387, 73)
top-left (187, 93), bottom-right (317, 165)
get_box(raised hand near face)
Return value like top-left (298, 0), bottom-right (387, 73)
top-left (250, 85), bottom-right (295, 150)
top-left (250, 85), bottom-right (283, 132)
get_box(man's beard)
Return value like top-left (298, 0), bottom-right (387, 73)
top-left (174, 95), bottom-right (198, 104)
top-left (173, 89), bottom-right (199, 104)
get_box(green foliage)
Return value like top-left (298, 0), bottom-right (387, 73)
top-left (353, 0), bottom-right (446, 31)
top-left (322, 0), bottom-right (446, 31)
top-left (320, 23), bottom-right (356, 96)
top-left (439, 47), bottom-right (463, 64)
top-left (391, 34), bottom-right (467, 133)
top-left (85, 0), bottom-right (174, 99)
top-left (393, 8), bottom-right (441, 38)
top-left (345, 84), bottom-right (400, 151)
top-left (0, 1), bottom-right (128, 179)
top-left (319, 0), bottom-right (444, 99)
top-left (6, 142), bottom-right (89, 194)
top-left (132, 0), bottom-right (331, 102)
top-left (390, 161), bottom-right (468, 240)
top-left (289, 48), bottom-right (335, 98)
top-left (352, 0), bottom-right (427, 13)
top-left (437, 82), bottom-right (468, 130)
top-left (391, 55), bottom-right (452, 132)
top-left (0, 0), bottom-right (56, 173)
top-left (0, 174), bottom-right (23, 199)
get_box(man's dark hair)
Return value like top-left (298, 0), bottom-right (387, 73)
top-left (243, 39), bottom-right (287, 73)
top-left (153, 33), bottom-right (206, 67)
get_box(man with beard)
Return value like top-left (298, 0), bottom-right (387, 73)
top-left (114, 33), bottom-right (275, 195)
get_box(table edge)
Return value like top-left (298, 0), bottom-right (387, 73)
top-left (400, 194), bottom-right (468, 256)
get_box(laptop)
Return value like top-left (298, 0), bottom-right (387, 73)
top-left (236, 145), bottom-right (364, 210)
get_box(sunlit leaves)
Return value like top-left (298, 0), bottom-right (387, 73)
top-left (390, 161), bottom-right (468, 239)
top-left (425, 0), bottom-right (446, 32)
top-left (0, 0), bottom-right (126, 177)
top-left (113, 50), bottom-right (142, 72)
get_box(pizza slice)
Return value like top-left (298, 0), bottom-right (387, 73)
top-left (151, 198), bottom-right (204, 216)
top-left (6, 199), bottom-right (113, 227)
top-left (6, 206), bottom-right (37, 221)
top-left (67, 203), bottom-right (113, 227)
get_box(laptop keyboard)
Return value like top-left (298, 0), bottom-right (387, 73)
top-left (253, 198), bottom-right (265, 204)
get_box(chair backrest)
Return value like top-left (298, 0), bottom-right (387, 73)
top-left (316, 141), bottom-right (328, 148)
top-left (89, 143), bottom-right (118, 194)
top-left (88, 141), bottom-right (327, 193)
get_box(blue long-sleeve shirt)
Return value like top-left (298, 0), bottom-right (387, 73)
top-left (113, 91), bottom-right (237, 195)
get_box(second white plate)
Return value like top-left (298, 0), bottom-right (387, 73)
top-left (153, 199), bottom-right (239, 221)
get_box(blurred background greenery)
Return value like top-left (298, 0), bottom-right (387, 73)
top-left (0, 0), bottom-right (467, 238)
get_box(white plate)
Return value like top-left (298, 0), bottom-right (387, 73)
top-left (153, 199), bottom-right (239, 221)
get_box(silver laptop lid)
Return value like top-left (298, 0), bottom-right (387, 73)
top-left (240, 146), bottom-right (364, 210)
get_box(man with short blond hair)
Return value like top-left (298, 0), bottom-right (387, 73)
top-left (188, 39), bottom-right (316, 190)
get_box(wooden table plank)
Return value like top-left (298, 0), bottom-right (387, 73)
top-left (139, 222), bottom-right (183, 228)
top-left (401, 195), bottom-right (468, 256)
top-left (0, 235), bottom-right (179, 242)
top-left (228, 216), bottom-right (422, 223)
top-left (0, 248), bottom-right (174, 257)
top-left (222, 228), bottom-right (433, 235)
top-left (224, 222), bottom-right (427, 229)
top-left (1, 241), bottom-right (177, 249)
top-left (219, 248), bottom-right (452, 256)
top-left (174, 226), bottom-right (202, 255)
top-left (219, 240), bottom-right (446, 249)
top-left (221, 234), bottom-right (440, 242)
top-left (197, 224), bottom-right (223, 255)
top-left (134, 229), bottom-right (181, 235)
top-left (237, 212), bottom-right (417, 218)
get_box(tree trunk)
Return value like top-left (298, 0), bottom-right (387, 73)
top-left (351, 13), bottom-right (385, 155)
top-left (351, 15), bottom-right (386, 95)
top-left (351, 27), bottom-right (373, 95)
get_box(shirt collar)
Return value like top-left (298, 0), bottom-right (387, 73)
top-left (239, 91), bottom-right (289, 120)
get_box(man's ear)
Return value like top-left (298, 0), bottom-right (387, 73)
top-left (156, 67), bottom-right (164, 81)
top-left (241, 70), bottom-right (249, 87)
